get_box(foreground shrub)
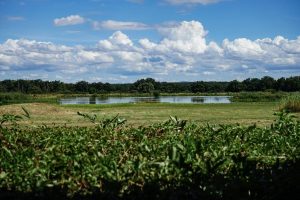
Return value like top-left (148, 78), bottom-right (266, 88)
top-left (0, 111), bottom-right (299, 199)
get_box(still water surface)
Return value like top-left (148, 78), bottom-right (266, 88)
top-left (59, 96), bottom-right (231, 105)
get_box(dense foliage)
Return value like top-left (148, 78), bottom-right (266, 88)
top-left (0, 76), bottom-right (300, 94)
top-left (0, 111), bottom-right (299, 199)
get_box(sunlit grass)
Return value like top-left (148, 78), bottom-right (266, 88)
top-left (0, 102), bottom-right (280, 127)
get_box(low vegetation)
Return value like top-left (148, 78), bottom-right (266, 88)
top-left (279, 94), bottom-right (300, 112)
top-left (0, 93), bottom-right (30, 104)
top-left (0, 109), bottom-right (299, 199)
top-left (0, 93), bottom-right (57, 105)
top-left (230, 91), bottom-right (289, 102)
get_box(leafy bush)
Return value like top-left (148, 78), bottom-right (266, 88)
top-left (0, 111), bottom-right (299, 199)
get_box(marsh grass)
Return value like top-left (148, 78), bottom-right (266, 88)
top-left (230, 91), bottom-right (288, 102)
top-left (0, 93), bottom-right (29, 104)
top-left (0, 93), bottom-right (58, 105)
top-left (279, 94), bottom-right (300, 112)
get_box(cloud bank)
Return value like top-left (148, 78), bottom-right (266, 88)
top-left (1, 21), bottom-right (300, 82)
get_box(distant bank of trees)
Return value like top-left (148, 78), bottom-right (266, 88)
top-left (0, 76), bottom-right (299, 94)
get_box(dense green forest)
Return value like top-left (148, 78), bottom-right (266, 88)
top-left (0, 76), bottom-right (299, 94)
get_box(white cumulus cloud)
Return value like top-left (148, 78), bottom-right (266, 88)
top-left (1, 20), bottom-right (300, 81)
top-left (0, 39), bottom-right (113, 74)
top-left (98, 31), bottom-right (134, 50)
top-left (155, 20), bottom-right (208, 54)
top-left (222, 38), bottom-right (265, 59)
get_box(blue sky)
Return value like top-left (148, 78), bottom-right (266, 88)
top-left (0, 0), bottom-right (300, 83)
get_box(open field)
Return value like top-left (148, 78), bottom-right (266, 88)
top-left (1, 101), bottom-right (298, 127)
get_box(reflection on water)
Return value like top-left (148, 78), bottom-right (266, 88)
top-left (60, 96), bottom-right (231, 105)
top-left (89, 96), bottom-right (96, 104)
top-left (191, 97), bottom-right (205, 103)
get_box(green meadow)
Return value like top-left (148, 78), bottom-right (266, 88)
top-left (0, 101), bottom-right (287, 127)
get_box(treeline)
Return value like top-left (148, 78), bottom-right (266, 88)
top-left (0, 76), bottom-right (299, 94)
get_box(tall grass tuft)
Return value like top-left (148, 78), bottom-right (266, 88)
top-left (279, 94), bottom-right (300, 112)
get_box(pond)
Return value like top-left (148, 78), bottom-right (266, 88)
top-left (59, 96), bottom-right (232, 105)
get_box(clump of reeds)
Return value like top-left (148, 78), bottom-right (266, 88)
top-left (279, 94), bottom-right (300, 112)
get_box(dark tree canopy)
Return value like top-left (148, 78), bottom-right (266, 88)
top-left (0, 76), bottom-right (299, 94)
